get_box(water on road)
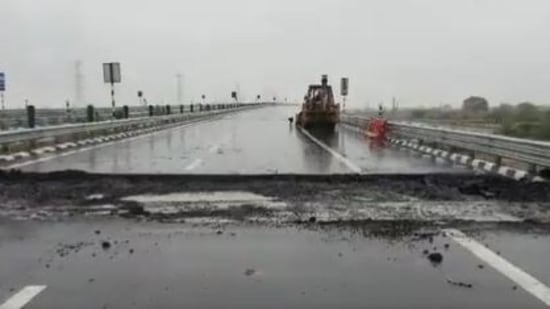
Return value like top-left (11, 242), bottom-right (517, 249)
top-left (20, 106), bottom-right (466, 174)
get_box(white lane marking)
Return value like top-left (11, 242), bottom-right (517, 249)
top-left (445, 229), bottom-right (550, 306)
top-left (2, 117), bottom-right (223, 170)
top-left (298, 127), bottom-right (362, 174)
top-left (0, 285), bottom-right (47, 309)
top-left (185, 158), bottom-right (203, 171)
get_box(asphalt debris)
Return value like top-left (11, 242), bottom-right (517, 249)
top-left (446, 278), bottom-right (473, 289)
top-left (101, 241), bottom-right (111, 250)
top-left (428, 252), bottom-right (443, 264)
top-left (56, 241), bottom-right (93, 257)
top-left (94, 230), bottom-right (101, 235)
top-left (244, 268), bottom-right (256, 276)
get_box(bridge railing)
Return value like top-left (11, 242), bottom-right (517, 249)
top-left (341, 114), bottom-right (550, 171)
top-left (0, 103), bottom-right (261, 130)
top-left (0, 103), bottom-right (259, 154)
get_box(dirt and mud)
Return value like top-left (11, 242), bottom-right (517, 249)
top-left (2, 171), bottom-right (550, 308)
top-left (1, 171), bottom-right (550, 236)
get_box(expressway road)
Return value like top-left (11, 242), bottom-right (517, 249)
top-left (18, 105), bottom-right (465, 174)
top-left (3, 105), bottom-right (550, 308)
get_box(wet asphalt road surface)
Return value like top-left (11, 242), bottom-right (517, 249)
top-left (19, 105), bottom-right (465, 174)
top-left (2, 173), bottom-right (550, 308)
top-left (4, 105), bottom-right (550, 307)
top-left (0, 220), bottom-right (548, 309)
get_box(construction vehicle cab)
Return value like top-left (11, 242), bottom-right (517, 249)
top-left (296, 75), bottom-right (340, 130)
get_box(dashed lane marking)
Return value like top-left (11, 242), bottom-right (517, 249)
top-left (0, 285), bottom-right (47, 309)
top-left (445, 229), bottom-right (550, 307)
top-left (298, 127), bottom-right (362, 174)
top-left (185, 158), bottom-right (203, 171)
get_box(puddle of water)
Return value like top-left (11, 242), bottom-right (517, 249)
top-left (122, 191), bottom-right (274, 203)
top-left (121, 191), bottom-right (287, 215)
top-left (86, 194), bottom-right (105, 201)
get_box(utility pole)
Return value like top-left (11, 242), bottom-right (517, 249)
top-left (75, 60), bottom-right (84, 107)
top-left (176, 73), bottom-right (183, 105)
top-left (0, 72), bottom-right (6, 111)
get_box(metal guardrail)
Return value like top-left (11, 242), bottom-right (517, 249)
top-left (341, 114), bottom-right (550, 169)
top-left (0, 104), bottom-right (257, 147)
top-left (0, 103), bottom-right (270, 129)
top-left (0, 106), bottom-right (150, 128)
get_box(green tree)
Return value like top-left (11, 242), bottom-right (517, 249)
top-left (462, 96), bottom-right (489, 113)
top-left (515, 102), bottom-right (540, 122)
top-left (488, 103), bottom-right (514, 123)
top-left (536, 110), bottom-right (550, 140)
top-left (410, 109), bottom-right (427, 119)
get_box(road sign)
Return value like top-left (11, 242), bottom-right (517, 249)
top-left (103, 63), bottom-right (121, 84)
top-left (0, 72), bottom-right (5, 91)
top-left (340, 77), bottom-right (349, 96)
top-left (231, 91), bottom-right (237, 100)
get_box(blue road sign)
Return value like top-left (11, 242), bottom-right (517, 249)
top-left (0, 72), bottom-right (5, 91)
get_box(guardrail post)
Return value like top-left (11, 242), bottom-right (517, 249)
top-left (166, 105), bottom-right (171, 115)
top-left (180, 105), bottom-right (184, 113)
top-left (123, 105), bottom-right (129, 119)
top-left (148, 105), bottom-right (154, 117)
top-left (87, 105), bottom-right (95, 122)
top-left (190, 104), bottom-right (194, 113)
top-left (26, 105), bottom-right (36, 128)
top-left (528, 163), bottom-right (537, 174)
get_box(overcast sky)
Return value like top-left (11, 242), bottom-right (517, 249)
top-left (1, 0), bottom-right (550, 109)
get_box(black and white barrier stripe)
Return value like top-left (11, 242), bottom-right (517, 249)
top-left (0, 111), bottom-right (224, 166)
top-left (388, 138), bottom-right (544, 181)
